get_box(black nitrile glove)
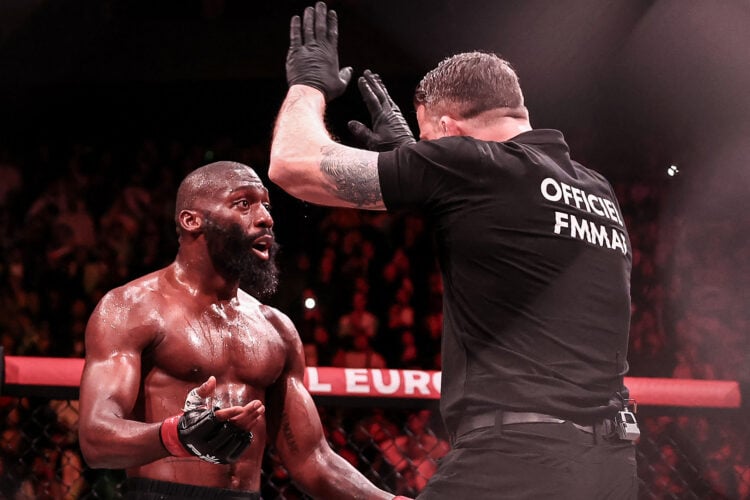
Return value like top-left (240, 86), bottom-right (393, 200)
top-left (286, 1), bottom-right (352, 102)
top-left (348, 70), bottom-right (416, 152)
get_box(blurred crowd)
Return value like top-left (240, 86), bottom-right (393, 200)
top-left (0, 136), bottom-right (748, 498)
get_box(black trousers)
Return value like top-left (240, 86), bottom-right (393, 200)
top-left (418, 421), bottom-right (637, 500)
top-left (123, 477), bottom-right (261, 500)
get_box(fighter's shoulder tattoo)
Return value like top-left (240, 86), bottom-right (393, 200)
top-left (320, 145), bottom-right (382, 207)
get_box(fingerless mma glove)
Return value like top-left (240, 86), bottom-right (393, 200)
top-left (160, 408), bottom-right (253, 464)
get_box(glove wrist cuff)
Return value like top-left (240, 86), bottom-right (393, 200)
top-left (160, 415), bottom-right (192, 458)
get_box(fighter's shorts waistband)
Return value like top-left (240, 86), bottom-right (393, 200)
top-left (124, 477), bottom-right (261, 500)
top-left (453, 410), bottom-right (609, 441)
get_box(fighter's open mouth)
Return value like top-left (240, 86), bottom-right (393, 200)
top-left (251, 235), bottom-right (272, 260)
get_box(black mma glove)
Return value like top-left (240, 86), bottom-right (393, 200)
top-left (160, 407), bottom-right (253, 464)
top-left (286, 1), bottom-right (352, 102)
top-left (348, 70), bottom-right (416, 152)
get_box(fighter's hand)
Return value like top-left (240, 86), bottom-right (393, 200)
top-left (159, 377), bottom-right (257, 464)
top-left (286, 1), bottom-right (352, 102)
top-left (182, 377), bottom-right (264, 430)
top-left (348, 70), bottom-right (416, 152)
top-left (184, 376), bottom-right (265, 430)
top-left (215, 400), bottom-right (265, 432)
top-left (182, 375), bottom-right (216, 411)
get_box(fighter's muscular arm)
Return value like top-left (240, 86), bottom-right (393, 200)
top-left (264, 307), bottom-right (392, 499)
top-left (78, 287), bottom-right (167, 469)
top-left (269, 85), bottom-right (385, 210)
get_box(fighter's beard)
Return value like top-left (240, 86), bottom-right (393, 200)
top-left (203, 216), bottom-right (280, 300)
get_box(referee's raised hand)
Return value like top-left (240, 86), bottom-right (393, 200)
top-left (286, 1), bottom-right (353, 102)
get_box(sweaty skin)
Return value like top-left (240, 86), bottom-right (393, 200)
top-left (79, 162), bottom-right (393, 499)
top-left (81, 271), bottom-right (286, 489)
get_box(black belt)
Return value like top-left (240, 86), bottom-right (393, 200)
top-left (454, 410), bottom-right (600, 440)
top-left (124, 478), bottom-right (261, 500)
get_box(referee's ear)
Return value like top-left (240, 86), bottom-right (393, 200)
top-left (439, 115), bottom-right (462, 137)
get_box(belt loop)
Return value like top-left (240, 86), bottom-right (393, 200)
top-left (593, 420), bottom-right (599, 444)
top-left (494, 410), bottom-right (504, 434)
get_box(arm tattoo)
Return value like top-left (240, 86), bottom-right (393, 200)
top-left (281, 413), bottom-right (300, 454)
top-left (320, 145), bottom-right (382, 207)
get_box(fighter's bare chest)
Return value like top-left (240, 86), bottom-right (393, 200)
top-left (151, 304), bottom-right (287, 386)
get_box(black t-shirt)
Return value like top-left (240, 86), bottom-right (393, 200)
top-left (378, 130), bottom-right (632, 434)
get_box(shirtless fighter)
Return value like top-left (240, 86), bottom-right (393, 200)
top-left (78, 161), bottom-right (402, 499)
